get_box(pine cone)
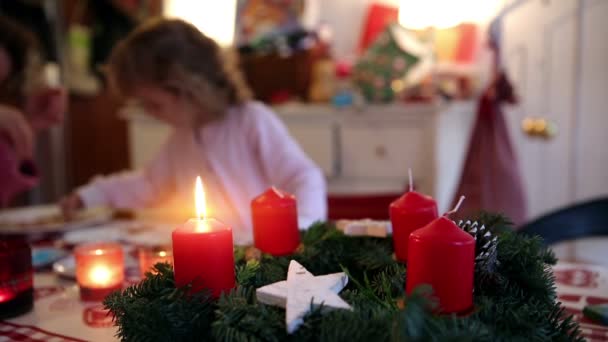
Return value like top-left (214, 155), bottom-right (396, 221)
top-left (458, 220), bottom-right (499, 276)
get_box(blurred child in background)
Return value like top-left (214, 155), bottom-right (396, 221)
top-left (61, 18), bottom-right (326, 245)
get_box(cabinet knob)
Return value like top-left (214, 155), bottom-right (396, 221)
top-left (522, 117), bottom-right (557, 139)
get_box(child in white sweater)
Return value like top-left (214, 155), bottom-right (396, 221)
top-left (60, 19), bottom-right (327, 245)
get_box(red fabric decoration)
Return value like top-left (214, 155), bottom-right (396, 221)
top-left (357, 3), bottom-right (398, 54)
top-left (452, 16), bottom-right (527, 226)
top-left (452, 71), bottom-right (527, 225)
top-left (454, 23), bottom-right (478, 63)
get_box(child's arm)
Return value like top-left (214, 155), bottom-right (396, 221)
top-left (72, 134), bottom-right (177, 210)
top-left (248, 104), bottom-right (328, 228)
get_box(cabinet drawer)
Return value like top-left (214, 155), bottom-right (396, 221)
top-left (340, 124), bottom-right (427, 181)
top-left (287, 124), bottom-right (335, 177)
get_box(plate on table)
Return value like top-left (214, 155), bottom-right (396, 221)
top-left (32, 247), bottom-right (68, 269)
top-left (62, 220), bottom-right (175, 247)
top-left (0, 205), bottom-right (112, 235)
top-left (121, 221), bottom-right (175, 247)
top-left (52, 255), bottom-right (76, 278)
top-left (62, 221), bottom-right (129, 245)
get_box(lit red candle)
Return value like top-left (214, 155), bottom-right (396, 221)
top-left (74, 242), bottom-right (124, 301)
top-left (406, 198), bottom-right (475, 313)
top-left (172, 177), bottom-right (235, 297)
top-left (389, 171), bottom-right (438, 262)
top-left (251, 187), bottom-right (300, 255)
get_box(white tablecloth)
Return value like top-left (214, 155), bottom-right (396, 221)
top-left (1, 262), bottom-right (607, 342)
top-left (1, 273), bottom-right (116, 341)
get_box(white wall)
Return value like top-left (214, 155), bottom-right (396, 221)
top-left (576, 0), bottom-right (608, 201)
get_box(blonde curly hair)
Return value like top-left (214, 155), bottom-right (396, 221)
top-left (107, 18), bottom-right (252, 121)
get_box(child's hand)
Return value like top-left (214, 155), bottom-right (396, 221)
top-left (0, 105), bottom-right (34, 159)
top-left (60, 193), bottom-right (84, 221)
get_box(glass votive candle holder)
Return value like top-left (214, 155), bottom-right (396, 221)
top-left (137, 246), bottom-right (172, 277)
top-left (74, 243), bottom-right (124, 301)
top-left (0, 236), bottom-right (33, 319)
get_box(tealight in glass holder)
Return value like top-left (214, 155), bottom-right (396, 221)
top-left (74, 243), bottom-right (124, 301)
top-left (137, 246), bottom-right (172, 277)
top-left (0, 236), bottom-right (33, 319)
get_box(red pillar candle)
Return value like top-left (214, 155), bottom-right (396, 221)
top-left (389, 191), bottom-right (438, 262)
top-left (406, 216), bottom-right (475, 313)
top-left (171, 177), bottom-right (235, 297)
top-left (251, 187), bottom-right (300, 255)
top-left (172, 218), bottom-right (235, 297)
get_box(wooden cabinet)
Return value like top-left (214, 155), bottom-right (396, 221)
top-left (275, 102), bottom-right (476, 216)
top-left (67, 91), bottom-right (129, 190)
top-left (126, 102), bottom-right (476, 219)
top-left (276, 112), bottom-right (338, 178)
top-left (340, 122), bottom-right (424, 180)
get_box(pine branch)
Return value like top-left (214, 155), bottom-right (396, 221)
top-left (105, 213), bottom-right (583, 341)
top-left (236, 260), bottom-right (261, 287)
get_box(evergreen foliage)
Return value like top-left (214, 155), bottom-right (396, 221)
top-left (104, 214), bottom-right (583, 342)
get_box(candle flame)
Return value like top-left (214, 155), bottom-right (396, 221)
top-left (159, 251), bottom-right (167, 257)
top-left (94, 249), bottom-right (103, 256)
top-left (90, 265), bottom-right (112, 285)
top-left (195, 176), bottom-right (207, 220)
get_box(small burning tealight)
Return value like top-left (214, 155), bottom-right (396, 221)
top-left (74, 242), bottom-right (124, 301)
top-left (137, 246), bottom-right (173, 277)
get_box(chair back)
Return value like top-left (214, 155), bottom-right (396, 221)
top-left (518, 198), bottom-right (608, 245)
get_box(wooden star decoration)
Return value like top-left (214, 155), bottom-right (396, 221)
top-left (255, 260), bottom-right (352, 333)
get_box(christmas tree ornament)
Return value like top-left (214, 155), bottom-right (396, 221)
top-left (353, 24), bottom-right (432, 102)
top-left (256, 260), bottom-right (352, 333)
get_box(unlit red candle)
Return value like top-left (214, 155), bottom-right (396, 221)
top-left (251, 187), bottom-right (300, 256)
top-left (406, 216), bottom-right (475, 313)
top-left (389, 191), bottom-right (438, 262)
top-left (74, 242), bottom-right (124, 301)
